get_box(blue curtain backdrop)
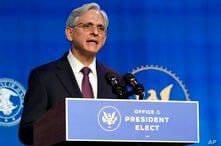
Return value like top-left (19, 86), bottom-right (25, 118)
top-left (0, 0), bottom-right (220, 145)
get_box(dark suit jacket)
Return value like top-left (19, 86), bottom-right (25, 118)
top-left (19, 53), bottom-right (187, 146)
top-left (18, 53), bottom-right (125, 145)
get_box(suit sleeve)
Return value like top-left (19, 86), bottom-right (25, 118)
top-left (18, 69), bottom-right (48, 145)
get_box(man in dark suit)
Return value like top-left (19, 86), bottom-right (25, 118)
top-left (18, 3), bottom-right (126, 145)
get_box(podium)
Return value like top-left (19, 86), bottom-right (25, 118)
top-left (33, 98), bottom-right (199, 146)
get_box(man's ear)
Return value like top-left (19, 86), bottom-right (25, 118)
top-left (65, 27), bottom-right (73, 41)
top-left (102, 35), bottom-right (107, 46)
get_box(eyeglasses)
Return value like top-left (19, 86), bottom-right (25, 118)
top-left (73, 22), bottom-right (106, 34)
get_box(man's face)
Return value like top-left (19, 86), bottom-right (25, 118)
top-left (66, 9), bottom-right (107, 57)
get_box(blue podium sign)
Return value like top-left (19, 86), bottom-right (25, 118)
top-left (65, 98), bottom-right (199, 143)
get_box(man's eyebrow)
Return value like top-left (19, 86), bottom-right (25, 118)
top-left (83, 22), bottom-right (104, 26)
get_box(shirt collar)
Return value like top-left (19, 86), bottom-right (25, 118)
top-left (67, 50), bottom-right (97, 75)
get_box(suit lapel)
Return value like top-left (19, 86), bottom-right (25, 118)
top-left (97, 62), bottom-right (108, 99)
top-left (55, 54), bottom-right (83, 98)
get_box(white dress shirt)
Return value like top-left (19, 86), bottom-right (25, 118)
top-left (67, 50), bottom-right (98, 98)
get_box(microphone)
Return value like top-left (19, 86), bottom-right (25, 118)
top-left (105, 72), bottom-right (126, 97)
top-left (123, 73), bottom-right (145, 100)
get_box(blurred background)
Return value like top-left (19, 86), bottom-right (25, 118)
top-left (0, 0), bottom-right (220, 145)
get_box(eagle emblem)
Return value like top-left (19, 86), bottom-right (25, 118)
top-left (0, 78), bottom-right (25, 126)
top-left (102, 111), bottom-right (117, 128)
top-left (0, 88), bottom-right (18, 115)
top-left (98, 106), bottom-right (121, 131)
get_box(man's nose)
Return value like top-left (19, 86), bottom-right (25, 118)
top-left (90, 26), bottom-right (99, 36)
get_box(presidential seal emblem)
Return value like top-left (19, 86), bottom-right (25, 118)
top-left (98, 106), bottom-right (121, 132)
top-left (131, 65), bottom-right (190, 101)
top-left (0, 78), bottom-right (26, 126)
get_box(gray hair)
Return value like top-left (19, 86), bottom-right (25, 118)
top-left (66, 3), bottom-right (109, 31)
